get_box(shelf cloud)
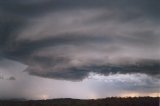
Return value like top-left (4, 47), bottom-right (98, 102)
top-left (0, 0), bottom-right (160, 99)
top-left (0, 0), bottom-right (160, 79)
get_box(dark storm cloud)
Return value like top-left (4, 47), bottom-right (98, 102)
top-left (0, 0), bottom-right (63, 47)
top-left (25, 59), bottom-right (160, 80)
top-left (0, 0), bottom-right (160, 80)
top-left (0, 0), bottom-right (56, 17)
top-left (4, 34), bottom-right (112, 60)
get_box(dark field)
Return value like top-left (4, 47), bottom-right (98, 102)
top-left (0, 97), bottom-right (159, 106)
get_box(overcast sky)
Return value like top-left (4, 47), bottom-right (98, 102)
top-left (0, 0), bottom-right (160, 99)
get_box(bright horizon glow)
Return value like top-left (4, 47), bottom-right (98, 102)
top-left (24, 73), bottom-right (159, 100)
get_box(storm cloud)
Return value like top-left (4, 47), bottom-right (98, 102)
top-left (0, 0), bottom-right (160, 81)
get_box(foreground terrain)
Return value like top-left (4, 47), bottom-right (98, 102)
top-left (0, 97), bottom-right (159, 106)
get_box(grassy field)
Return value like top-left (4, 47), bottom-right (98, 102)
top-left (0, 97), bottom-right (159, 106)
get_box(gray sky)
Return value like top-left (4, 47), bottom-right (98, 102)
top-left (0, 0), bottom-right (160, 99)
